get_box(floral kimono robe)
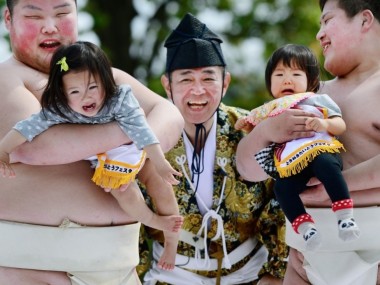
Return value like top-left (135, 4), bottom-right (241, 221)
top-left (138, 103), bottom-right (288, 283)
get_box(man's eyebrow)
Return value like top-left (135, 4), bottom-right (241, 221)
top-left (22, 4), bottom-right (42, 11)
top-left (178, 70), bottom-right (192, 76)
top-left (320, 11), bottom-right (330, 22)
top-left (201, 68), bottom-right (217, 74)
top-left (54, 3), bottom-right (72, 9)
top-left (22, 3), bottom-right (72, 11)
top-left (177, 68), bottom-right (218, 76)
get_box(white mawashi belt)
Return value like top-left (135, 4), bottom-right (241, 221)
top-left (153, 235), bottom-right (258, 271)
top-left (0, 220), bottom-right (140, 271)
top-left (145, 240), bottom-right (268, 285)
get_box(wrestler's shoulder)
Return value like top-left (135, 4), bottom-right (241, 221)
top-left (0, 58), bottom-right (47, 100)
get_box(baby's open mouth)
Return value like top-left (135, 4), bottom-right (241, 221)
top-left (83, 103), bottom-right (96, 111)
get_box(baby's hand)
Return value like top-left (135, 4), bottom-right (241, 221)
top-left (0, 160), bottom-right (15, 178)
top-left (305, 117), bottom-right (328, 132)
top-left (156, 159), bottom-right (182, 185)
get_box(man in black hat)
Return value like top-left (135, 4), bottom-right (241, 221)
top-left (139, 13), bottom-right (287, 284)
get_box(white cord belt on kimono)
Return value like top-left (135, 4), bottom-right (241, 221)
top-left (175, 155), bottom-right (231, 269)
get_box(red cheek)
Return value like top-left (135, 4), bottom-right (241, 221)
top-left (13, 23), bottom-right (39, 52)
top-left (59, 19), bottom-right (76, 38)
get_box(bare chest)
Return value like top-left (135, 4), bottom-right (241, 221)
top-left (24, 71), bottom-right (48, 101)
top-left (330, 85), bottom-right (380, 167)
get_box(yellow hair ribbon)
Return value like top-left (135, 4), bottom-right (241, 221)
top-left (56, 57), bottom-right (69, 72)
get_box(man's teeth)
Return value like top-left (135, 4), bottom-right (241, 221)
top-left (188, 101), bottom-right (206, 106)
top-left (40, 41), bottom-right (60, 48)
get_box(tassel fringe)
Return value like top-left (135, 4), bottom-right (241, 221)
top-left (275, 139), bottom-right (345, 178)
top-left (92, 151), bottom-right (146, 189)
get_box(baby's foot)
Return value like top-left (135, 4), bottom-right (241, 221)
top-left (303, 227), bottom-right (322, 251)
top-left (150, 214), bottom-right (184, 232)
top-left (157, 232), bottom-right (179, 271)
top-left (338, 218), bottom-right (360, 241)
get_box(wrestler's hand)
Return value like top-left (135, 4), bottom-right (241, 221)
top-left (258, 274), bottom-right (283, 285)
top-left (301, 181), bottom-right (331, 207)
top-left (306, 176), bottom-right (321, 187)
top-left (264, 108), bottom-right (316, 144)
top-left (103, 182), bottom-right (131, 192)
top-left (283, 248), bottom-right (310, 285)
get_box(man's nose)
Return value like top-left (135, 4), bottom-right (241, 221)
top-left (41, 18), bottom-right (58, 34)
top-left (316, 27), bottom-right (324, 41)
top-left (191, 82), bottom-right (205, 95)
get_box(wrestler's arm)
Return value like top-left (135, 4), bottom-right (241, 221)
top-left (300, 155), bottom-right (380, 207)
top-left (12, 69), bottom-right (184, 165)
top-left (342, 155), bottom-right (380, 192)
top-left (324, 155), bottom-right (380, 205)
top-left (0, 70), bottom-right (43, 163)
top-left (236, 109), bottom-right (315, 181)
top-left (113, 68), bottom-right (184, 152)
top-left (11, 122), bottom-right (128, 164)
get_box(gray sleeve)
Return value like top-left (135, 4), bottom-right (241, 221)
top-left (13, 110), bottom-right (66, 142)
top-left (115, 86), bottom-right (159, 149)
top-left (304, 94), bottom-right (342, 118)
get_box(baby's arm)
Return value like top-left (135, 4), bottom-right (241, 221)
top-left (144, 144), bottom-right (181, 185)
top-left (0, 129), bottom-right (27, 177)
top-left (305, 116), bottom-right (346, 135)
top-left (0, 129), bottom-right (27, 162)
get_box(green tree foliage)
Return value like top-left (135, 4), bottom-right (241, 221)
top-left (85, 0), bottom-right (323, 109)
top-left (0, 0), bottom-right (324, 109)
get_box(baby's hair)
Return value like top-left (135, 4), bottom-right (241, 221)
top-left (265, 44), bottom-right (320, 96)
top-left (41, 41), bottom-right (117, 119)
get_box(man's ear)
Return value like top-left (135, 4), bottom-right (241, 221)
top-left (4, 8), bottom-right (12, 30)
top-left (361, 9), bottom-right (374, 31)
top-left (222, 71), bottom-right (231, 98)
top-left (161, 74), bottom-right (172, 100)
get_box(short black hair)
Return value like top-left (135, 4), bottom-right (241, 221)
top-left (319, 0), bottom-right (380, 22)
top-left (265, 44), bottom-right (320, 96)
top-left (41, 41), bottom-right (116, 119)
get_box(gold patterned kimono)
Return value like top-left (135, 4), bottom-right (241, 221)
top-left (138, 103), bottom-right (288, 284)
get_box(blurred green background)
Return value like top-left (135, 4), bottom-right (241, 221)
top-left (0, 0), bottom-right (329, 110)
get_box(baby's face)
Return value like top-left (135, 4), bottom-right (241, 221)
top-left (271, 61), bottom-right (308, 98)
top-left (63, 71), bottom-right (105, 117)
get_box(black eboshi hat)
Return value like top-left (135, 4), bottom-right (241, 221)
top-left (164, 13), bottom-right (226, 73)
